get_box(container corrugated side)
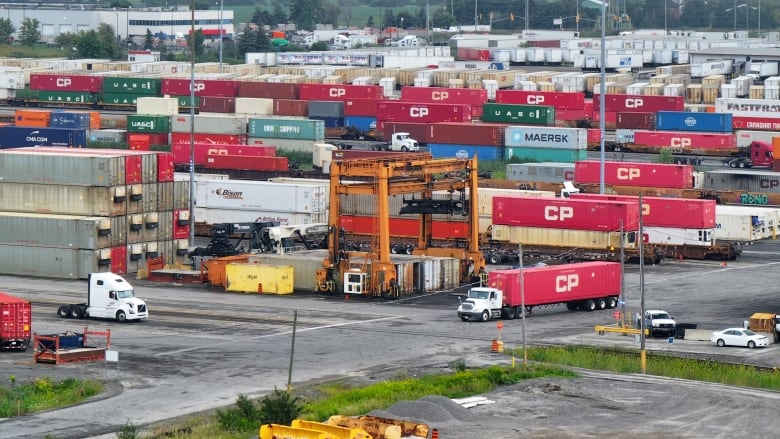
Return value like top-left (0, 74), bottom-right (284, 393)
top-left (248, 252), bottom-right (323, 291)
top-left (703, 169), bottom-right (780, 193)
top-left (505, 147), bottom-right (587, 162)
top-left (235, 98), bottom-right (274, 115)
top-left (247, 118), bottom-right (325, 141)
top-left (494, 226), bottom-right (628, 249)
top-left (158, 211), bottom-right (174, 240)
top-left (225, 263), bottom-right (294, 294)
top-left (0, 151), bottom-right (125, 187)
top-left (0, 183), bottom-right (127, 217)
top-left (170, 114), bottom-right (249, 135)
top-left (0, 245), bottom-right (112, 279)
top-left (0, 212), bottom-right (126, 249)
top-left (506, 162), bottom-right (576, 183)
top-left (195, 180), bottom-right (327, 213)
top-left (136, 97), bottom-right (179, 116)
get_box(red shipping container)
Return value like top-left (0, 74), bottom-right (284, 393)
top-left (128, 133), bottom-right (151, 151)
top-left (495, 90), bottom-right (585, 110)
top-left (586, 128), bottom-right (601, 148)
top-left (124, 155), bottom-right (143, 184)
top-left (592, 110), bottom-right (617, 130)
top-left (487, 262), bottom-right (621, 307)
top-left (156, 152), bottom-right (175, 182)
top-left (171, 143), bottom-right (277, 166)
top-left (377, 101), bottom-right (472, 123)
top-left (456, 47), bottom-right (490, 61)
top-left (632, 130), bottom-right (737, 153)
top-left (570, 193), bottom-right (716, 229)
top-left (375, 121), bottom-right (429, 142)
top-left (205, 154), bottom-right (288, 171)
top-left (111, 245), bottom-right (128, 274)
top-left (593, 94), bottom-right (684, 113)
top-left (162, 78), bottom-right (238, 97)
top-left (616, 112), bottom-right (657, 130)
top-left (339, 215), bottom-right (468, 239)
top-left (583, 100), bottom-right (594, 120)
top-left (299, 84), bottom-right (384, 101)
top-left (344, 99), bottom-right (379, 117)
top-left (492, 196), bottom-right (640, 231)
top-left (273, 99), bottom-right (309, 117)
top-left (574, 160), bottom-right (694, 189)
top-left (170, 132), bottom-right (248, 145)
top-left (0, 292), bottom-right (31, 350)
top-left (555, 108), bottom-right (588, 122)
top-left (472, 105), bottom-right (484, 119)
top-left (732, 116), bottom-right (780, 131)
top-left (400, 87), bottom-right (488, 107)
top-left (199, 96), bottom-right (236, 113)
top-left (238, 81), bottom-right (300, 99)
top-left (526, 39), bottom-right (562, 48)
top-left (173, 209), bottom-right (190, 239)
top-left (425, 122), bottom-right (505, 146)
top-left (30, 73), bottom-right (103, 92)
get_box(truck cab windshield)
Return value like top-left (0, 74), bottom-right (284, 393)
top-left (469, 290), bottom-right (490, 300)
top-left (116, 290), bottom-right (135, 299)
top-left (651, 312), bottom-right (671, 319)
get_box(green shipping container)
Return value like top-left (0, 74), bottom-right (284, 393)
top-left (482, 103), bottom-right (555, 125)
top-left (127, 115), bottom-right (171, 133)
top-left (102, 77), bottom-right (161, 95)
top-left (102, 93), bottom-right (138, 107)
top-left (172, 95), bottom-right (200, 108)
top-left (248, 117), bottom-right (325, 141)
top-left (505, 146), bottom-right (587, 163)
top-left (37, 91), bottom-right (97, 105)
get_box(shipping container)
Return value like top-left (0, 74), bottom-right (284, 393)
top-left (0, 126), bottom-right (87, 148)
top-left (0, 291), bottom-right (31, 350)
top-left (375, 121), bottom-right (429, 142)
top-left (195, 179), bottom-right (327, 213)
top-left (225, 263), bottom-right (294, 294)
top-left (14, 109), bottom-right (51, 127)
top-left (339, 215), bottom-right (469, 239)
top-left (30, 73), bottom-right (103, 92)
top-left (88, 129), bottom-right (127, 145)
top-left (344, 116), bottom-right (377, 132)
top-left (0, 245), bottom-right (116, 279)
top-left (715, 205), bottom-right (779, 241)
top-left (127, 115), bottom-right (171, 134)
top-left (171, 142), bottom-right (276, 167)
top-left (102, 77), bottom-right (161, 95)
top-left (377, 101), bottom-right (472, 123)
top-left (734, 130), bottom-right (778, 148)
top-left (491, 224), bottom-right (632, 249)
top-left (127, 133), bottom-right (169, 150)
top-left (199, 96), bottom-right (236, 113)
top-left (195, 207), bottom-right (327, 226)
top-left (504, 126), bottom-right (586, 149)
top-left (400, 86), bottom-right (488, 107)
top-left (494, 90), bottom-right (585, 110)
top-left (171, 114), bottom-right (248, 135)
top-left (731, 116), bottom-right (780, 131)
top-left (476, 188), bottom-right (556, 216)
top-left (0, 183), bottom-right (127, 216)
top-left (308, 101), bottom-right (344, 118)
top-left (37, 91), bottom-right (97, 105)
top-left (205, 155), bottom-right (289, 171)
top-left (272, 99), bottom-right (309, 117)
top-left (593, 94), bottom-right (685, 113)
top-left (504, 147), bottom-right (587, 162)
top-left (237, 81), bottom-right (300, 100)
top-left (570, 193), bottom-right (716, 229)
top-left (343, 99), bottom-right (378, 117)
top-left (616, 112), bottom-right (656, 130)
top-left (0, 149), bottom-right (126, 186)
top-left (161, 78), bottom-right (238, 97)
top-left (245, 137), bottom-right (316, 153)
top-left (299, 83), bottom-right (384, 101)
top-left (506, 162), bottom-right (575, 183)
top-left (481, 103), bottom-right (555, 125)
top-left (169, 132), bottom-right (247, 146)
top-left (492, 196), bottom-right (640, 231)
top-left (425, 122), bottom-right (505, 146)
top-left (655, 111), bottom-right (733, 133)
top-left (136, 96), bottom-right (180, 115)
top-left (247, 117), bottom-right (325, 140)
top-left (714, 97), bottom-right (780, 118)
top-left (630, 130), bottom-right (738, 154)
top-left (575, 160), bottom-right (694, 189)
top-left (643, 227), bottom-right (715, 246)
top-left (427, 144), bottom-right (503, 160)
top-left (703, 169), bottom-right (780, 194)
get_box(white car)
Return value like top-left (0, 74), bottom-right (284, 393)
top-left (711, 328), bottom-right (769, 349)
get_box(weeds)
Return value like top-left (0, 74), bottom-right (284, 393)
top-left (117, 420), bottom-right (141, 439)
top-left (0, 376), bottom-right (102, 418)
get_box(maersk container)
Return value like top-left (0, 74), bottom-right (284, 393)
top-left (0, 149), bottom-right (125, 187)
top-left (575, 160), bottom-right (694, 189)
top-left (0, 126), bottom-right (87, 148)
top-left (127, 115), bottom-right (171, 134)
top-left (102, 77), bottom-right (161, 95)
top-left (482, 103), bottom-right (555, 125)
top-left (0, 245), bottom-right (115, 279)
top-left (37, 91), bottom-right (97, 105)
top-left (0, 292), bottom-right (31, 350)
top-left (0, 183), bottom-right (127, 217)
top-left (195, 179), bottom-right (327, 213)
top-left (248, 118), bottom-right (325, 141)
top-left (88, 129), bottom-right (127, 145)
top-left (655, 111), bottom-right (733, 133)
top-left (492, 196), bottom-right (640, 232)
top-left (491, 225), bottom-right (630, 250)
top-left (504, 126), bottom-right (586, 149)
top-left (49, 111), bottom-right (91, 129)
top-left (0, 212), bottom-right (126, 249)
top-left (427, 144), bottom-right (503, 161)
top-left (506, 162), bottom-right (575, 183)
top-left (505, 147), bottom-right (587, 163)
top-left (171, 114), bottom-right (248, 135)
top-left (308, 101), bottom-right (345, 118)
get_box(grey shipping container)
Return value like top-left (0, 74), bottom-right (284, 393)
top-left (703, 170), bottom-right (780, 193)
top-left (88, 129), bottom-right (127, 145)
top-left (172, 180), bottom-right (191, 210)
top-left (171, 114), bottom-right (248, 135)
top-left (158, 211), bottom-right (174, 240)
top-left (506, 162), bottom-right (576, 183)
top-left (157, 182), bottom-right (175, 211)
top-left (308, 101), bottom-right (345, 117)
top-left (140, 153), bottom-right (158, 184)
top-left (0, 244), bottom-right (113, 279)
top-left (0, 212), bottom-right (126, 249)
top-left (0, 150), bottom-right (126, 187)
top-left (126, 184), bottom-right (145, 215)
top-left (0, 183), bottom-right (127, 217)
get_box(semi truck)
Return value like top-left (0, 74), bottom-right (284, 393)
top-left (371, 132), bottom-right (420, 152)
top-left (57, 272), bottom-right (148, 322)
top-left (0, 292), bottom-right (31, 350)
top-left (457, 262), bottom-right (621, 321)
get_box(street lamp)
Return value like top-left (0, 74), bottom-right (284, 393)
top-left (218, 0), bottom-right (223, 72)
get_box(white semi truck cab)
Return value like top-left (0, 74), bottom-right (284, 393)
top-left (385, 132), bottom-right (420, 152)
top-left (57, 272), bottom-right (148, 322)
top-left (457, 287), bottom-right (504, 322)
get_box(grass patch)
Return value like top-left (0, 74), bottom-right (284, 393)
top-left (0, 376), bottom-right (102, 418)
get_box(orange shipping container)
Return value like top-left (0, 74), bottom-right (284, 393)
top-left (88, 111), bottom-right (101, 130)
top-left (203, 255), bottom-right (251, 288)
top-left (14, 109), bottom-right (51, 127)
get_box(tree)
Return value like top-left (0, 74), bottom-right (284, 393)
top-left (18, 18), bottom-right (41, 46)
top-left (109, 0), bottom-right (132, 8)
top-left (679, 0), bottom-right (711, 29)
top-left (0, 18), bottom-right (15, 44)
top-left (186, 28), bottom-right (205, 56)
top-left (319, 1), bottom-right (339, 27)
top-left (431, 9), bottom-right (455, 30)
top-left (366, 15), bottom-right (375, 28)
top-left (383, 9), bottom-right (395, 30)
top-left (310, 41), bottom-right (328, 51)
top-left (289, 0), bottom-right (320, 30)
top-left (271, 4), bottom-right (287, 26)
top-left (237, 27), bottom-right (260, 55)
top-left (144, 29), bottom-right (155, 50)
top-left (251, 7), bottom-right (273, 27)
top-left (255, 25), bottom-right (272, 51)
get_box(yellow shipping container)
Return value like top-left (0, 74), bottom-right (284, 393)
top-left (499, 226), bottom-right (631, 249)
top-left (225, 263), bottom-right (294, 294)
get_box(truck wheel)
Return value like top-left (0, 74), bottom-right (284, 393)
top-left (401, 146), bottom-right (409, 152)
top-left (116, 311), bottom-right (127, 322)
top-left (597, 298), bottom-right (607, 310)
top-left (71, 307), bottom-right (84, 319)
top-left (489, 254), bottom-right (500, 264)
top-left (58, 306), bottom-right (71, 318)
top-left (607, 297), bottom-right (618, 309)
top-left (586, 299), bottom-right (596, 311)
top-left (481, 310), bottom-right (490, 322)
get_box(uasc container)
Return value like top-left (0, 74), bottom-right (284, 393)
top-left (482, 103), bottom-right (555, 125)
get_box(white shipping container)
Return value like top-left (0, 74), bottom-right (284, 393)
top-left (195, 179), bottom-right (327, 213)
top-left (626, 82), bottom-right (649, 94)
top-left (136, 97), bottom-right (179, 116)
top-left (171, 114), bottom-right (248, 135)
top-left (194, 207), bottom-right (326, 226)
top-left (720, 84), bottom-right (738, 99)
top-left (663, 83), bottom-right (685, 96)
top-left (732, 76), bottom-right (753, 97)
top-left (510, 49), bottom-right (526, 63)
top-left (643, 227), bottom-right (714, 246)
top-left (734, 130), bottom-right (778, 148)
top-left (235, 98), bottom-right (274, 115)
top-left (766, 86), bottom-right (780, 101)
top-left (715, 97), bottom-right (780, 118)
top-left (652, 50), bottom-right (673, 65)
top-left (544, 49), bottom-right (562, 64)
top-left (505, 126), bottom-right (586, 149)
top-left (615, 128), bottom-right (635, 144)
top-left (0, 71), bottom-right (25, 89)
top-left (525, 47), bottom-right (546, 63)
top-left (715, 205), bottom-right (780, 241)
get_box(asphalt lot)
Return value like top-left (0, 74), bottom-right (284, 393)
top-left (2, 238), bottom-right (780, 438)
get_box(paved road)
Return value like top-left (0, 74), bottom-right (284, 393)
top-left (2, 239), bottom-right (780, 438)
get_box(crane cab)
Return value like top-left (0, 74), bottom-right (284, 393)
top-left (343, 269), bottom-right (367, 294)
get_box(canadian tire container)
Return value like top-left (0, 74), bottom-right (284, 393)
top-left (247, 117), bottom-right (325, 140)
top-left (505, 147), bottom-right (587, 162)
top-left (127, 115), bottom-right (171, 134)
top-left (492, 196), bottom-right (640, 231)
top-left (225, 263), bottom-right (294, 294)
top-left (574, 160), bottom-right (695, 189)
top-left (732, 116), bottom-right (780, 131)
top-left (0, 183), bottom-right (127, 216)
top-left (0, 126), bottom-right (87, 148)
top-left (0, 292), bottom-right (32, 350)
top-left (481, 103), bottom-right (555, 125)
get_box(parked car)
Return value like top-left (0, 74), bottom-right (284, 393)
top-left (710, 328), bottom-right (769, 349)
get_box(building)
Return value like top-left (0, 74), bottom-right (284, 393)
top-left (1, 4), bottom-right (234, 44)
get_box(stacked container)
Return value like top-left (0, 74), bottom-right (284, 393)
top-left (504, 126), bottom-right (587, 162)
top-left (247, 117), bottom-right (325, 152)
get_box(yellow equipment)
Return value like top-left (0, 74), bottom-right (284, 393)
top-left (260, 423), bottom-right (331, 439)
top-left (292, 419), bottom-right (372, 439)
top-left (315, 153), bottom-right (485, 297)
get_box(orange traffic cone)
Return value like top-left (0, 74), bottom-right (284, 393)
top-left (431, 428), bottom-right (439, 439)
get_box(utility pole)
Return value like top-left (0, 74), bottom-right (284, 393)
top-left (519, 243), bottom-right (527, 366)
top-left (474, 0), bottom-right (478, 29)
top-left (639, 193), bottom-right (647, 374)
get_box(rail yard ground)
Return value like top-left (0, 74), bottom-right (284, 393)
top-left (2, 238), bottom-right (780, 438)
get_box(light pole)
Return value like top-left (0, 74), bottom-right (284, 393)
top-left (474, 0), bottom-right (478, 29)
top-left (218, 0), bottom-right (223, 72)
top-left (599, 0), bottom-right (605, 194)
top-left (425, 0), bottom-right (430, 46)
top-left (664, 0), bottom-right (667, 35)
top-left (525, 0), bottom-right (529, 30)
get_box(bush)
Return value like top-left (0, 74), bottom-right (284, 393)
top-left (258, 388), bottom-right (304, 425)
top-left (216, 394), bottom-right (261, 432)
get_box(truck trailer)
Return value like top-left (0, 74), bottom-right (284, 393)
top-left (57, 272), bottom-right (148, 322)
top-left (0, 292), bottom-right (32, 350)
top-left (457, 261), bottom-right (622, 321)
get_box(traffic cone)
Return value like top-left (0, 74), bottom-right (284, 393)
top-left (345, 294), bottom-right (349, 301)
top-left (721, 260), bottom-right (728, 268)
top-left (431, 428), bottom-right (439, 439)
top-left (678, 254), bottom-right (683, 263)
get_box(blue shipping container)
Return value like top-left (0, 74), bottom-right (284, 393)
top-left (0, 126), bottom-right (88, 148)
top-left (505, 146), bottom-right (587, 163)
top-left (427, 144), bottom-right (504, 161)
top-left (49, 111), bottom-right (92, 129)
top-left (310, 116), bottom-right (344, 128)
top-left (655, 111), bottom-right (733, 133)
top-left (344, 116), bottom-right (376, 132)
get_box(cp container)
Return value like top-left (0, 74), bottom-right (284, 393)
top-left (225, 263), bottom-right (294, 294)
top-left (506, 162), bottom-right (575, 183)
top-left (574, 160), bottom-right (695, 189)
top-left (170, 132), bottom-right (247, 145)
top-left (339, 215), bottom-right (469, 240)
top-left (0, 126), bottom-right (87, 148)
top-left (631, 130), bottom-right (737, 154)
top-left (102, 77), bottom-right (161, 95)
top-left (505, 147), bottom-right (587, 163)
top-left (161, 78), bottom-right (238, 97)
top-left (481, 103), bottom-right (555, 125)
top-left (571, 194), bottom-right (716, 229)
top-left (504, 126), bottom-right (586, 149)
top-left (656, 111), bottom-right (733, 133)
top-left (171, 143), bottom-right (276, 167)
top-left (127, 115), bottom-right (171, 134)
top-left (427, 144), bottom-right (503, 161)
top-left (273, 99), bottom-right (309, 117)
top-left (616, 112), bottom-right (657, 130)
top-left (247, 117), bottom-right (325, 141)
top-left (299, 84), bottom-right (384, 101)
top-left (30, 73), bottom-right (103, 92)
top-left (703, 169), bottom-right (780, 194)
top-left (400, 86), bottom-right (488, 107)
top-left (171, 114), bottom-right (248, 135)
top-left (425, 122), bottom-right (505, 146)
top-left (0, 291), bottom-right (31, 350)
top-left (237, 82), bottom-right (300, 99)
top-left (343, 99), bottom-right (378, 117)
top-left (492, 196), bottom-right (640, 232)
top-left (494, 90), bottom-right (585, 110)
top-left (377, 101), bottom-right (472, 123)
top-left (593, 94), bottom-right (684, 113)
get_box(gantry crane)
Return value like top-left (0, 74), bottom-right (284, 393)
top-left (315, 153), bottom-right (485, 297)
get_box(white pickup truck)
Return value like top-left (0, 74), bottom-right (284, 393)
top-left (643, 309), bottom-right (676, 337)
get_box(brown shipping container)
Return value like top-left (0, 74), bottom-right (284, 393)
top-left (237, 81), bottom-right (300, 100)
top-left (425, 122), bottom-right (505, 146)
top-left (141, 183), bottom-right (159, 213)
top-left (0, 183), bottom-right (127, 217)
top-left (200, 96), bottom-right (236, 113)
top-left (126, 184), bottom-right (144, 214)
top-left (615, 112), bottom-right (656, 130)
top-left (377, 121), bottom-right (429, 142)
top-left (273, 99), bottom-right (309, 117)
